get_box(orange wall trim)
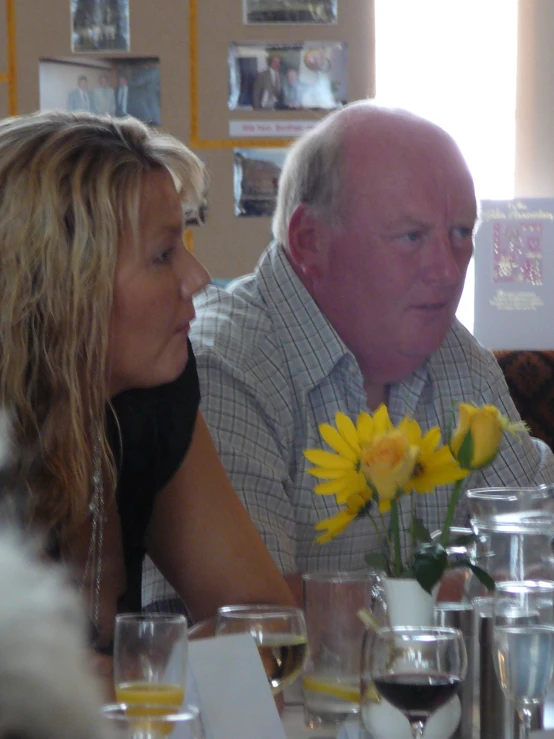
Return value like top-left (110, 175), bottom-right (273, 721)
top-left (6, 0), bottom-right (17, 114)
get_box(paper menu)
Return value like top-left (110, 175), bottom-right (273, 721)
top-left (473, 198), bottom-right (554, 350)
top-left (186, 633), bottom-right (287, 739)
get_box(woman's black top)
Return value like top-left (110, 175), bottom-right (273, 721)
top-left (108, 339), bottom-right (200, 610)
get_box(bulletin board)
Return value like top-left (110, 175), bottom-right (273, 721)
top-left (0, 0), bottom-right (375, 277)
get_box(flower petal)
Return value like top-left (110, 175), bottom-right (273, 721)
top-left (315, 509), bottom-right (357, 544)
top-left (356, 412), bottom-right (375, 444)
top-left (335, 412), bottom-right (361, 454)
top-left (304, 449), bottom-right (353, 470)
top-left (319, 424), bottom-right (360, 462)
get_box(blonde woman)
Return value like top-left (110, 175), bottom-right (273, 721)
top-left (0, 110), bottom-right (293, 660)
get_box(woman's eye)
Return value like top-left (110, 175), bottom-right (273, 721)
top-left (154, 247), bottom-right (174, 265)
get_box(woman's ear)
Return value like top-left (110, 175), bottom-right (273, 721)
top-left (287, 203), bottom-right (324, 279)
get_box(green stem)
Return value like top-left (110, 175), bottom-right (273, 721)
top-left (378, 509), bottom-right (393, 557)
top-left (440, 478), bottom-right (464, 547)
top-left (410, 491), bottom-right (416, 558)
top-left (368, 515), bottom-right (391, 575)
top-left (390, 498), bottom-right (403, 577)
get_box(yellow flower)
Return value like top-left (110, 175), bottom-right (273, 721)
top-left (315, 489), bottom-right (373, 543)
top-left (360, 428), bottom-right (419, 513)
top-left (401, 421), bottom-right (469, 493)
top-left (450, 403), bottom-right (528, 470)
top-left (304, 412), bottom-right (368, 504)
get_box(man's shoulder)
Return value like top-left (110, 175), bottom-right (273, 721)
top-left (431, 319), bottom-right (499, 379)
top-left (191, 282), bottom-right (279, 366)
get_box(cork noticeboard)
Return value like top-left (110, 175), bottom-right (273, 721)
top-left (0, 0), bottom-right (375, 277)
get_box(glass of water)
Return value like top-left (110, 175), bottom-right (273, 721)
top-left (493, 580), bottom-right (554, 739)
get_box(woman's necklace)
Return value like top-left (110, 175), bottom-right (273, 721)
top-left (80, 436), bottom-right (104, 633)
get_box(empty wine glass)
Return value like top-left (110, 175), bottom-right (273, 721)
top-left (493, 580), bottom-right (554, 739)
top-left (102, 703), bottom-right (205, 739)
top-left (214, 604), bottom-right (308, 695)
top-left (113, 614), bottom-right (188, 711)
top-left (364, 626), bottom-right (467, 739)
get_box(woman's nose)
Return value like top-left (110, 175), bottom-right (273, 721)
top-left (179, 249), bottom-right (210, 299)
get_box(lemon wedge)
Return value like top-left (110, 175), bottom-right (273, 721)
top-left (357, 607), bottom-right (380, 631)
top-left (302, 676), bottom-right (360, 703)
top-left (302, 676), bottom-right (381, 705)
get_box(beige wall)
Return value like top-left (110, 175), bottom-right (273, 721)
top-left (0, 0), bottom-right (375, 278)
top-left (515, 0), bottom-right (554, 196)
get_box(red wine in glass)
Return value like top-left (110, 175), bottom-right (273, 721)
top-left (373, 672), bottom-right (460, 721)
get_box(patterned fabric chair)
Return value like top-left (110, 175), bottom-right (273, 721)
top-left (493, 351), bottom-right (554, 451)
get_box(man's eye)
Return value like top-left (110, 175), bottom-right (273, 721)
top-left (404, 231), bottom-right (423, 243)
top-left (452, 226), bottom-right (474, 240)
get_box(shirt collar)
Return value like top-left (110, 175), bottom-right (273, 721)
top-left (255, 242), bottom-right (356, 389)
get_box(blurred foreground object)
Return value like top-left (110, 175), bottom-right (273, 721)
top-left (0, 530), bottom-right (106, 739)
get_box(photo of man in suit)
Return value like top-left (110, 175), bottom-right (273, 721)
top-left (115, 75), bottom-right (129, 116)
top-left (252, 55), bottom-right (282, 110)
top-left (92, 73), bottom-right (116, 115)
top-left (67, 75), bottom-right (92, 112)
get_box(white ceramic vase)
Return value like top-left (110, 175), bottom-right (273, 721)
top-left (362, 576), bottom-right (462, 739)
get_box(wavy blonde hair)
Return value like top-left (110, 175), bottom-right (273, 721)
top-left (0, 110), bottom-right (206, 546)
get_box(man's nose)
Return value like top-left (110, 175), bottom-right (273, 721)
top-left (422, 232), bottom-right (463, 285)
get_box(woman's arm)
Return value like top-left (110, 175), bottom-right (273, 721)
top-left (145, 412), bottom-right (295, 623)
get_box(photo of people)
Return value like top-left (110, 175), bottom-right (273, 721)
top-left (244, 0), bottom-right (337, 24)
top-left (39, 57), bottom-right (161, 127)
top-left (71, 0), bottom-right (130, 53)
top-left (228, 42), bottom-right (347, 111)
top-left (234, 148), bottom-right (287, 217)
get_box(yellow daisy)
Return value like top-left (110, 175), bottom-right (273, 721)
top-left (304, 412), bottom-right (369, 504)
top-left (314, 489), bottom-right (373, 543)
top-left (402, 421), bottom-right (469, 494)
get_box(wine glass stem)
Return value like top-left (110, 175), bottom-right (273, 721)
top-left (409, 719), bottom-right (426, 739)
top-left (518, 706), bottom-right (534, 739)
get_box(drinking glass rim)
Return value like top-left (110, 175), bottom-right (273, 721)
top-left (216, 604), bottom-right (302, 618)
top-left (302, 571), bottom-right (380, 583)
top-left (102, 702), bottom-right (200, 722)
top-left (494, 579), bottom-right (554, 595)
top-left (466, 486), bottom-right (553, 501)
top-left (115, 613), bottom-right (187, 625)
top-left (376, 626), bottom-right (463, 641)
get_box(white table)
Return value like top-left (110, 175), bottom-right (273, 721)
top-left (282, 705), bottom-right (339, 739)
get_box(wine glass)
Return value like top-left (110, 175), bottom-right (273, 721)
top-left (214, 604), bottom-right (308, 695)
top-left (365, 626), bottom-right (467, 739)
top-left (102, 703), bottom-right (205, 739)
top-left (113, 614), bottom-right (188, 710)
top-left (493, 580), bottom-right (554, 739)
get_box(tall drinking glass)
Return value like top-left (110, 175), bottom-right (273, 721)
top-left (102, 703), bottom-right (205, 739)
top-left (214, 604), bottom-right (308, 696)
top-left (365, 627), bottom-right (467, 739)
top-left (113, 614), bottom-right (188, 711)
top-left (493, 580), bottom-right (554, 739)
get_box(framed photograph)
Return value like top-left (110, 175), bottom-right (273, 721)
top-left (40, 57), bottom-right (160, 127)
top-left (228, 41), bottom-right (347, 111)
top-left (244, 0), bottom-right (338, 25)
top-left (71, 0), bottom-right (130, 53)
top-left (234, 148), bottom-right (287, 217)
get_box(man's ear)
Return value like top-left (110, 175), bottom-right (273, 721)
top-left (287, 203), bottom-right (324, 278)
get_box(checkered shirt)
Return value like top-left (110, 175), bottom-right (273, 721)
top-left (142, 242), bottom-right (554, 611)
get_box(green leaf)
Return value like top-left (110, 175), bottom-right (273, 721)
top-left (466, 562), bottom-right (496, 591)
top-left (411, 544), bottom-right (448, 594)
top-left (364, 552), bottom-right (389, 573)
top-left (448, 558), bottom-right (495, 592)
top-left (411, 516), bottom-right (432, 543)
top-left (457, 431), bottom-right (474, 470)
top-left (451, 533), bottom-right (476, 547)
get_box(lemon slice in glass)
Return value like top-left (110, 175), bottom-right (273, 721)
top-left (302, 676), bottom-right (361, 703)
